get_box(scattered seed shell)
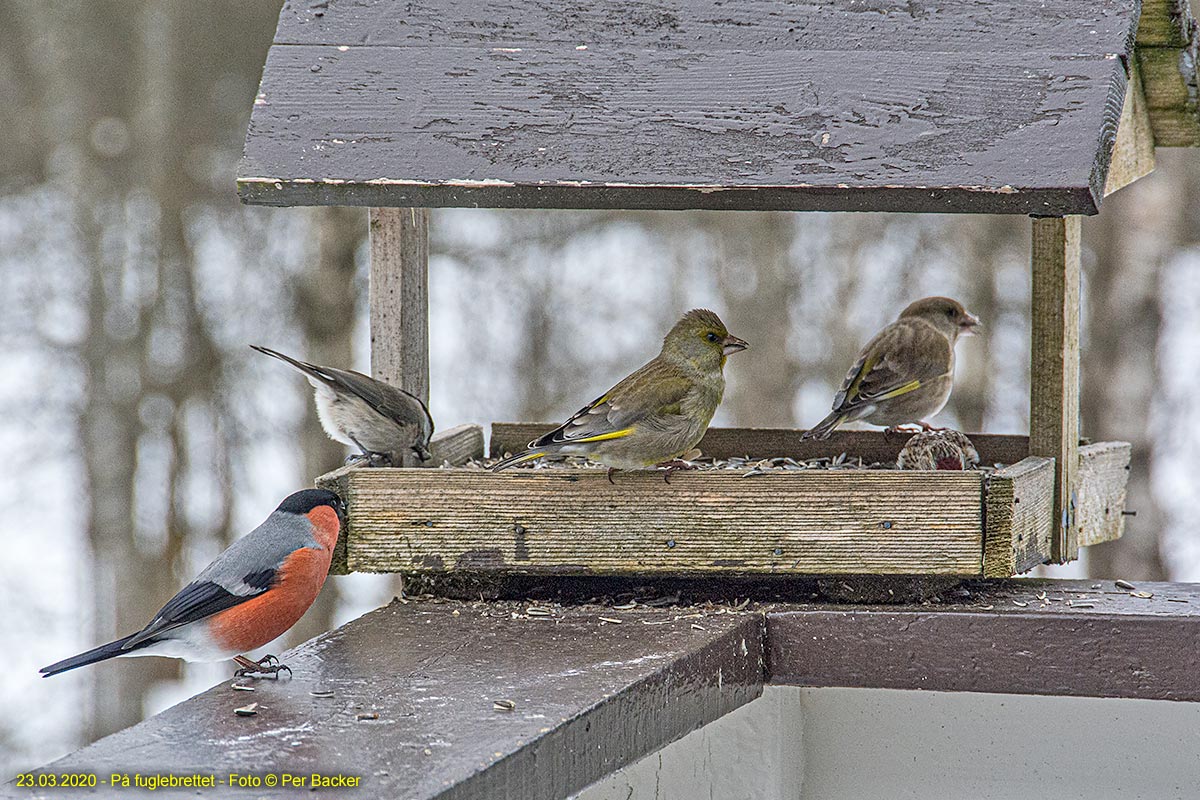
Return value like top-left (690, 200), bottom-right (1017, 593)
top-left (599, 617), bottom-right (623, 624)
top-left (310, 690), bottom-right (335, 698)
top-left (526, 606), bottom-right (554, 616)
top-left (231, 684), bottom-right (255, 692)
top-left (357, 712), bottom-right (379, 721)
top-left (612, 602), bottom-right (637, 610)
top-left (1012, 600), bottom-right (1028, 607)
top-left (1115, 579), bottom-right (1137, 591)
top-left (493, 699), bottom-right (516, 712)
top-left (1130, 591), bottom-right (1154, 599)
top-left (234, 703), bottom-right (259, 717)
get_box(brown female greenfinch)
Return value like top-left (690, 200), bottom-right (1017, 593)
top-left (802, 296), bottom-right (979, 440)
top-left (491, 309), bottom-right (747, 479)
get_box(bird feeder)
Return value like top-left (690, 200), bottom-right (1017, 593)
top-left (238, 0), bottom-right (1200, 583)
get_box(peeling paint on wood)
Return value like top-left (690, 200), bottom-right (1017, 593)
top-left (238, 0), bottom-right (1143, 213)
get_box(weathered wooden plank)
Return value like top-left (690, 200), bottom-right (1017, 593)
top-left (767, 579), bottom-right (1200, 701)
top-left (368, 207), bottom-right (429, 468)
top-left (982, 457), bottom-right (1055, 578)
top-left (1135, 0), bottom-right (1200, 146)
top-left (369, 208), bottom-right (428, 399)
top-left (1030, 216), bottom-right (1082, 564)
top-left (36, 602), bottom-right (764, 800)
top-left (428, 422), bottom-right (485, 466)
top-left (239, 45), bottom-right (1127, 214)
top-left (340, 468), bottom-right (985, 576)
top-left (1104, 61), bottom-right (1157, 195)
top-left (316, 424), bottom-right (484, 574)
top-left (1076, 441), bottom-right (1133, 547)
top-left (492, 423), bottom-right (1032, 467)
top-left (274, 0), bottom-right (1142, 53)
top-left (1136, 44), bottom-right (1200, 146)
top-left (1137, 0), bottom-right (1196, 47)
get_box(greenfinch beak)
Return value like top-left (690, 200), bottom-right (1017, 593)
top-left (722, 334), bottom-right (749, 355)
top-left (959, 311), bottom-right (981, 336)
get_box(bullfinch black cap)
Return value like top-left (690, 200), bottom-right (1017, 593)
top-left (276, 488), bottom-right (345, 518)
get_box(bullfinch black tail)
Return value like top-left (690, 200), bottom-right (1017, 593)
top-left (40, 634), bottom-right (155, 677)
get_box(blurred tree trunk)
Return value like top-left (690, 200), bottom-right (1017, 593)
top-left (287, 206), bottom-right (364, 645)
top-left (711, 212), bottom-right (801, 426)
top-left (1080, 174), bottom-right (1173, 581)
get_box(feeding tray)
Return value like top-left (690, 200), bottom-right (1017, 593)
top-left (317, 423), bottom-right (1130, 579)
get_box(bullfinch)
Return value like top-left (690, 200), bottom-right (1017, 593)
top-left (802, 296), bottom-right (979, 439)
top-left (251, 345), bottom-right (434, 465)
top-left (40, 489), bottom-right (344, 678)
top-left (491, 309), bottom-right (747, 481)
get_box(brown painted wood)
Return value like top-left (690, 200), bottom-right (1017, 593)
top-left (34, 601), bottom-right (763, 799)
top-left (368, 208), bottom-right (429, 399)
top-left (239, 3), bottom-right (1138, 215)
top-left (491, 423), bottom-right (1032, 466)
top-left (29, 580), bottom-right (1200, 798)
top-left (336, 467), bottom-right (987, 576)
top-left (1030, 216), bottom-right (1082, 564)
top-left (982, 457), bottom-right (1054, 578)
top-left (316, 424), bottom-right (484, 574)
top-left (1076, 441), bottom-right (1133, 547)
top-left (273, 0), bottom-right (1142, 52)
top-left (766, 579), bottom-right (1200, 701)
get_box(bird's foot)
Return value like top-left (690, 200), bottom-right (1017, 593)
top-left (883, 424), bottom-right (924, 440)
top-left (656, 459), bottom-right (698, 484)
top-left (917, 421), bottom-right (946, 432)
top-left (233, 654), bottom-right (293, 679)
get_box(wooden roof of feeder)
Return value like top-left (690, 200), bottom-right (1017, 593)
top-left (238, 0), bottom-right (1200, 215)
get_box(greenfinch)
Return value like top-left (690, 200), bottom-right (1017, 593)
top-left (896, 429), bottom-right (981, 470)
top-left (802, 296), bottom-right (979, 440)
top-left (492, 309), bottom-right (747, 480)
top-left (251, 345), bottom-right (434, 465)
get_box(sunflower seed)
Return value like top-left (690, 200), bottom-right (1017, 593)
top-left (1071, 602), bottom-right (1096, 608)
top-left (526, 606), bottom-right (554, 616)
top-left (309, 690), bottom-right (335, 698)
top-left (493, 699), bottom-right (516, 712)
top-left (1115, 579), bottom-right (1137, 591)
top-left (599, 616), bottom-right (623, 624)
top-left (357, 712), bottom-right (379, 721)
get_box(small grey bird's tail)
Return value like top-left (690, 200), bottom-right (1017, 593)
top-left (250, 345), bottom-right (329, 383)
top-left (40, 634), bottom-right (154, 677)
top-left (801, 411), bottom-right (844, 441)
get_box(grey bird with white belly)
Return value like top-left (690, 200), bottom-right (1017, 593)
top-left (251, 345), bottom-right (434, 465)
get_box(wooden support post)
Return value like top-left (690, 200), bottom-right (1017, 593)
top-left (368, 207), bottom-right (430, 466)
top-left (1030, 216), bottom-right (1082, 564)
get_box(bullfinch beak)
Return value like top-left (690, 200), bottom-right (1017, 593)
top-left (722, 334), bottom-right (749, 355)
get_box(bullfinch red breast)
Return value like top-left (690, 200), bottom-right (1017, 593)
top-left (40, 489), bottom-right (344, 679)
top-left (251, 345), bottom-right (434, 465)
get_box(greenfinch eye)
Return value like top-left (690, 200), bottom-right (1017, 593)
top-left (705, 332), bottom-right (719, 343)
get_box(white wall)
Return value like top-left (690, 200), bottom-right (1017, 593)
top-left (575, 687), bottom-right (1200, 800)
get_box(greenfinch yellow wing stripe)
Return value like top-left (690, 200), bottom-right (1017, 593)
top-left (875, 379), bottom-right (922, 400)
top-left (571, 427), bottom-right (635, 443)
